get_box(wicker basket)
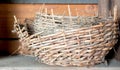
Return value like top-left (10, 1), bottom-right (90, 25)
top-left (12, 7), bottom-right (119, 66)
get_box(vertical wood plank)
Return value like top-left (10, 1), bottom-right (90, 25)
top-left (114, 0), bottom-right (120, 19)
top-left (98, 0), bottom-right (109, 18)
top-left (113, 0), bottom-right (120, 61)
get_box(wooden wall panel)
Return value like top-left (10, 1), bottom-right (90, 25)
top-left (0, 4), bottom-right (97, 54)
top-left (0, 4), bottom-right (98, 38)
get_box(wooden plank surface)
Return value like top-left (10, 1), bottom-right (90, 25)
top-left (0, 4), bottom-right (98, 38)
top-left (98, 0), bottom-right (109, 18)
top-left (114, 0), bottom-right (120, 19)
top-left (0, 0), bottom-right (98, 4)
top-left (113, 0), bottom-right (120, 61)
top-left (0, 4), bottom-right (97, 54)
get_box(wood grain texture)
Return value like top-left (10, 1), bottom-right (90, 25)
top-left (113, 0), bottom-right (120, 61)
top-left (0, 4), bottom-right (97, 54)
top-left (0, 0), bottom-right (98, 4)
top-left (0, 4), bottom-right (97, 38)
top-left (98, 0), bottom-right (109, 18)
top-left (114, 0), bottom-right (120, 19)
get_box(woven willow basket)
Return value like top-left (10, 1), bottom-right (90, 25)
top-left (12, 7), bottom-right (119, 66)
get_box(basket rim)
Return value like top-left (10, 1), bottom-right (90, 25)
top-left (24, 18), bottom-right (114, 38)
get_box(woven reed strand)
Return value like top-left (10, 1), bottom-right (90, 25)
top-left (13, 17), bottom-right (119, 66)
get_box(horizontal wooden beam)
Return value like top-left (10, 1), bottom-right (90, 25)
top-left (0, 0), bottom-right (98, 4)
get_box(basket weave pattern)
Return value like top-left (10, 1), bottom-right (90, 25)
top-left (13, 17), bottom-right (118, 66)
top-left (12, 5), bottom-right (118, 66)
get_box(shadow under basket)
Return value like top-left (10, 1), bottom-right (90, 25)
top-left (13, 13), bottom-right (119, 66)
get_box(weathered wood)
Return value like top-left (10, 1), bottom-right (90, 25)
top-left (113, 0), bottom-right (120, 61)
top-left (98, 0), bottom-right (109, 18)
top-left (114, 0), bottom-right (120, 19)
top-left (107, 0), bottom-right (120, 19)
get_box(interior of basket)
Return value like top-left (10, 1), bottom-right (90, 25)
top-left (25, 15), bottom-right (113, 36)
